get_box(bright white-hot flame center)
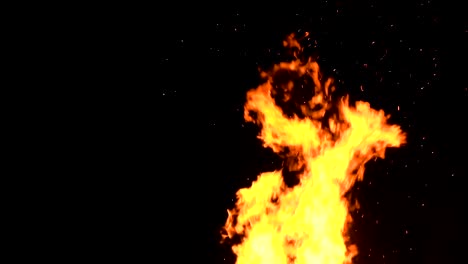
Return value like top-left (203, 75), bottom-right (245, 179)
top-left (222, 33), bottom-right (405, 264)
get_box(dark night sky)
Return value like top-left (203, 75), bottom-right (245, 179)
top-left (111, 1), bottom-right (468, 263)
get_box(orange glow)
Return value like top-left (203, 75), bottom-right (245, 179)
top-left (222, 33), bottom-right (406, 264)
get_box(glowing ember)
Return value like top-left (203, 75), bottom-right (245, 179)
top-left (222, 32), bottom-right (406, 264)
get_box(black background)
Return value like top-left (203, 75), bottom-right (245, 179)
top-left (102, 1), bottom-right (467, 263)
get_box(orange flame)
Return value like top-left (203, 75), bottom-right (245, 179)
top-left (222, 33), bottom-right (406, 264)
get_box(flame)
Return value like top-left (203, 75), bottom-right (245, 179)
top-left (222, 33), bottom-right (406, 264)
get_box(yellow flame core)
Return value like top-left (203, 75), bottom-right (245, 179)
top-left (223, 33), bottom-right (405, 264)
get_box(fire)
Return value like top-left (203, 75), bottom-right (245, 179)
top-left (222, 32), bottom-right (406, 264)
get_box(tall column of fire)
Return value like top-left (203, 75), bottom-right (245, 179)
top-left (222, 33), bottom-right (405, 264)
